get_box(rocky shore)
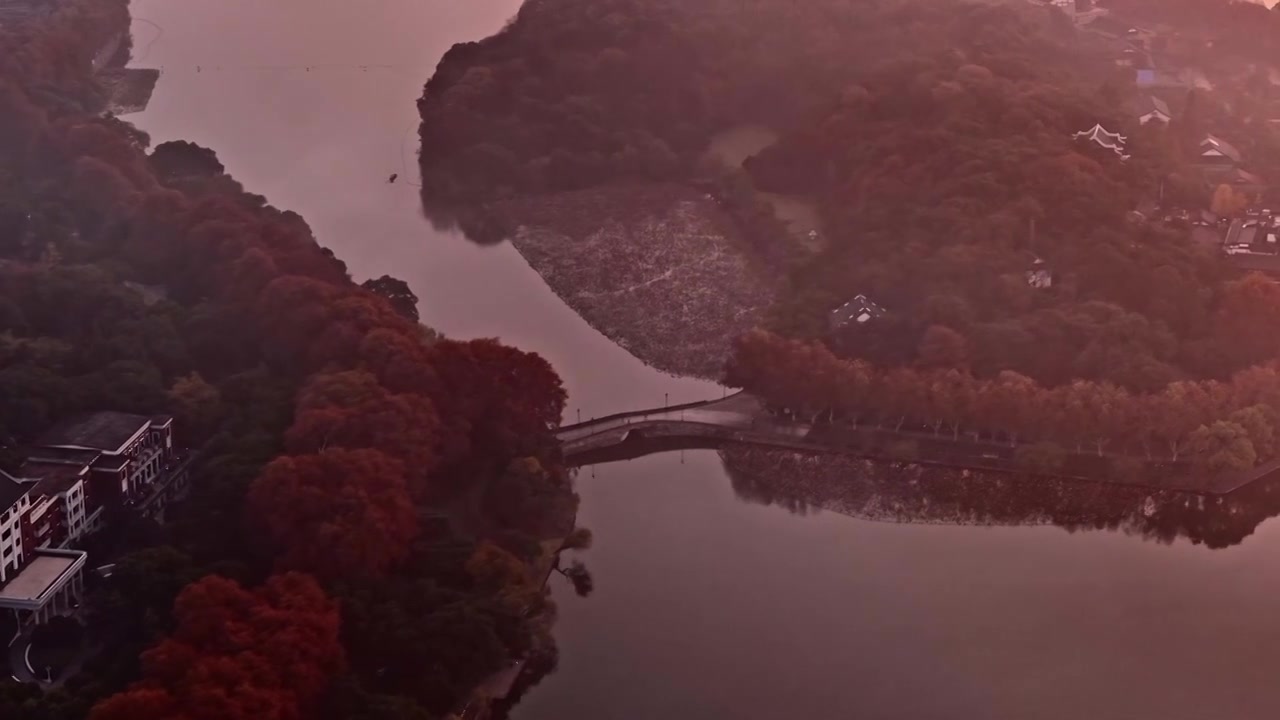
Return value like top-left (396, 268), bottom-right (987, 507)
top-left (100, 68), bottom-right (159, 115)
top-left (492, 183), bottom-right (777, 379)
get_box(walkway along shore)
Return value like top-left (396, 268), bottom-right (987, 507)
top-left (557, 393), bottom-right (1278, 496)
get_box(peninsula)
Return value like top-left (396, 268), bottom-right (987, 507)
top-left (419, 0), bottom-right (1280, 487)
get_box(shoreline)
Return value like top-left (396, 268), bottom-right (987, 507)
top-left (488, 183), bottom-right (777, 380)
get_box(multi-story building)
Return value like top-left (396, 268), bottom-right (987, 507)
top-left (0, 475), bottom-right (82, 626)
top-left (0, 482), bottom-right (29, 583)
top-left (0, 412), bottom-right (187, 626)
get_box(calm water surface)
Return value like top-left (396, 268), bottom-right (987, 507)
top-left (129, 2), bottom-right (1280, 718)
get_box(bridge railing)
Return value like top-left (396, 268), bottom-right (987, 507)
top-left (561, 417), bottom-right (798, 452)
top-left (555, 391), bottom-right (743, 433)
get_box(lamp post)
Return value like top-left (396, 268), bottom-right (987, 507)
top-left (664, 392), bottom-right (669, 408)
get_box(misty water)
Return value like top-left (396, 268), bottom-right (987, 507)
top-left (129, 2), bottom-right (1280, 718)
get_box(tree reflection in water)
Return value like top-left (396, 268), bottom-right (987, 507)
top-left (720, 446), bottom-right (1280, 549)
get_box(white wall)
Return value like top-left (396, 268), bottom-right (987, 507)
top-left (0, 497), bottom-right (29, 583)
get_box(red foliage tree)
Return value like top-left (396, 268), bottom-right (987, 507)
top-left (286, 370), bottom-right (441, 496)
top-left (90, 573), bottom-right (344, 720)
top-left (247, 450), bottom-right (418, 580)
top-left (429, 338), bottom-right (566, 460)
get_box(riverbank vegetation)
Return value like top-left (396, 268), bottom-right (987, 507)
top-left (726, 329), bottom-right (1280, 479)
top-left (0, 1), bottom-right (576, 718)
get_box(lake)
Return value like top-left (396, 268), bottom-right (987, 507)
top-left (128, 2), bottom-right (1280, 718)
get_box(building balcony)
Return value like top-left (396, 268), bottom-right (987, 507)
top-left (122, 450), bottom-right (196, 520)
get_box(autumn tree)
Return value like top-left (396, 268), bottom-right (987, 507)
top-left (429, 338), bottom-right (566, 463)
top-left (247, 450), bottom-right (418, 580)
top-left (1210, 183), bottom-right (1249, 218)
top-left (285, 370), bottom-right (440, 498)
top-left (90, 573), bottom-right (345, 720)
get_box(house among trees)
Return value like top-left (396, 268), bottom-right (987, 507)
top-left (1222, 215), bottom-right (1280, 257)
top-left (1026, 257), bottom-right (1054, 289)
top-left (829, 294), bottom-right (887, 330)
top-left (1137, 95), bottom-right (1172, 125)
top-left (1198, 134), bottom-right (1243, 166)
top-left (1073, 123), bottom-right (1129, 159)
top-left (0, 412), bottom-right (189, 626)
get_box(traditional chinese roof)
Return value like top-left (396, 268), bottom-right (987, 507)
top-left (830, 294), bottom-right (887, 328)
top-left (1073, 124), bottom-right (1129, 159)
top-left (1142, 95), bottom-right (1171, 118)
top-left (1201, 134), bottom-right (1242, 163)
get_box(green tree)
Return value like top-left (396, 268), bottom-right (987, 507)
top-left (1188, 421), bottom-right (1257, 474)
top-left (167, 372), bottom-right (222, 443)
top-left (1229, 405), bottom-right (1276, 461)
top-left (360, 275), bottom-right (420, 323)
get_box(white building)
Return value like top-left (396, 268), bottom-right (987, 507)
top-left (0, 477), bottom-right (85, 626)
top-left (0, 482), bottom-right (29, 584)
top-left (0, 412), bottom-right (179, 627)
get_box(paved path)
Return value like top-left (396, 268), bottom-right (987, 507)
top-left (556, 392), bottom-right (761, 444)
top-left (8, 625), bottom-right (36, 684)
top-left (555, 392), bottom-right (1273, 496)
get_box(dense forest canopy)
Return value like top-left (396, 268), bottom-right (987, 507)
top-left (419, 0), bottom-right (1280, 389)
top-left (415, 0), bottom-right (1280, 476)
top-left (0, 0), bottom-right (577, 718)
top-left (418, 0), bottom-right (1108, 201)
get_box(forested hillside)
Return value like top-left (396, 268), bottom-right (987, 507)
top-left (747, 54), bottom-right (1237, 387)
top-left (416, 0), bottom-right (1280, 386)
top-left (416, 0), bottom-right (1280, 477)
top-left (418, 0), bottom-right (1102, 201)
top-left (0, 1), bottom-right (574, 718)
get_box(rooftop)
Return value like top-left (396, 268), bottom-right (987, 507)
top-left (0, 551), bottom-right (84, 608)
top-left (830, 294), bottom-right (887, 328)
top-left (1144, 95), bottom-right (1171, 117)
top-left (1201, 135), bottom-right (1242, 163)
top-left (24, 447), bottom-right (100, 466)
top-left (29, 471), bottom-right (84, 498)
top-left (1073, 124), bottom-right (1129, 159)
top-left (37, 412), bottom-right (154, 454)
top-left (0, 476), bottom-right (27, 512)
